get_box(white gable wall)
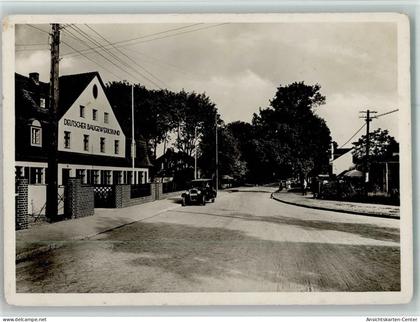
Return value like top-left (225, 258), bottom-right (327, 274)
top-left (331, 151), bottom-right (354, 175)
top-left (58, 76), bottom-right (126, 158)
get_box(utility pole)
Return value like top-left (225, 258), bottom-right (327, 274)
top-left (46, 23), bottom-right (60, 221)
top-left (131, 84), bottom-right (135, 183)
top-left (215, 113), bottom-right (219, 193)
top-left (359, 109), bottom-right (377, 191)
top-left (194, 126), bottom-right (197, 180)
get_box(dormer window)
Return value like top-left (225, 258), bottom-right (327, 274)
top-left (30, 120), bottom-right (42, 147)
top-left (104, 112), bottom-right (109, 124)
top-left (92, 109), bottom-right (97, 121)
top-left (80, 105), bottom-right (85, 118)
top-left (40, 97), bottom-right (46, 109)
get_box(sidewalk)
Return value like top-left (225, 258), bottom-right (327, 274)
top-left (16, 195), bottom-right (182, 262)
top-left (271, 191), bottom-right (400, 219)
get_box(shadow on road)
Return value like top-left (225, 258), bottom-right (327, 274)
top-left (93, 219), bottom-right (400, 292)
top-left (172, 210), bottom-right (400, 243)
top-left (17, 216), bottom-right (401, 293)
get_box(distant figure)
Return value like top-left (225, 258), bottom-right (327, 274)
top-left (302, 179), bottom-right (307, 195)
top-left (278, 181), bottom-right (283, 192)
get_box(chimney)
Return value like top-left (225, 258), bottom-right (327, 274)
top-left (29, 72), bottom-right (39, 85)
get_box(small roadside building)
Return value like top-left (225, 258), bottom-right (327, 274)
top-left (15, 71), bottom-right (152, 218)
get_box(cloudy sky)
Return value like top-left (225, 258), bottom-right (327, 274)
top-left (15, 22), bottom-right (399, 148)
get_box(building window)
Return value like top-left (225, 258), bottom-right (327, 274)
top-left (104, 112), bottom-right (109, 124)
top-left (100, 137), bottom-right (105, 153)
top-left (83, 135), bottom-right (89, 151)
top-left (93, 84), bottom-right (98, 99)
top-left (40, 97), bottom-right (46, 108)
top-left (92, 170), bottom-right (99, 184)
top-left (30, 120), bottom-right (42, 147)
top-left (15, 166), bottom-right (23, 179)
top-left (113, 171), bottom-right (122, 184)
top-left (76, 169), bottom-right (86, 184)
top-left (80, 105), bottom-right (85, 118)
top-left (29, 167), bottom-right (43, 184)
top-left (101, 170), bottom-right (111, 185)
top-left (64, 131), bottom-right (71, 149)
top-left (127, 171), bottom-right (133, 184)
top-left (92, 109), bottom-right (97, 121)
top-left (114, 140), bottom-right (119, 154)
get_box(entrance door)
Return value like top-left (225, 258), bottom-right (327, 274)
top-left (62, 169), bottom-right (70, 186)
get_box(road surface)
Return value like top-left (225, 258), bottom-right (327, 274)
top-left (16, 187), bottom-right (400, 292)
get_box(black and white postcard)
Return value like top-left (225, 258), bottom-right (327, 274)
top-left (2, 13), bottom-right (412, 305)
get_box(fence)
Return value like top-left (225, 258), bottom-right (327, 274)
top-left (162, 181), bottom-right (186, 194)
top-left (130, 183), bottom-right (151, 199)
top-left (93, 185), bottom-right (115, 208)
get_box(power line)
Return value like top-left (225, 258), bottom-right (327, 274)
top-left (62, 26), bottom-right (154, 87)
top-left (338, 108), bottom-right (399, 149)
top-left (127, 23), bottom-right (230, 46)
top-left (60, 36), bottom-right (124, 80)
top-left (62, 23), bottom-right (203, 58)
top-left (16, 47), bottom-right (49, 52)
top-left (84, 24), bottom-right (169, 89)
top-left (376, 109), bottom-right (399, 118)
top-left (16, 43), bottom-right (48, 46)
top-left (339, 123), bottom-right (366, 149)
top-left (24, 24), bottom-right (158, 86)
top-left (26, 24), bottom-right (50, 35)
top-left (122, 46), bottom-right (206, 79)
top-left (67, 24), bottom-right (164, 88)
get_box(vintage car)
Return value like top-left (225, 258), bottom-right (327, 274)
top-left (181, 179), bottom-right (217, 206)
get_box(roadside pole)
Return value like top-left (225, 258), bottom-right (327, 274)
top-left (131, 84), bottom-right (135, 183)
top-left (215, 113), bottom-right (219, 193)
top-left (359, 109), bottom-right (377, 194)
top-left (46, 23), bottom-right (60, 221)
top-left (194, 126), bottom-right (197, 180)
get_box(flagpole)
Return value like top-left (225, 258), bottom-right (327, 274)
top-left (131, 85), bottom-right (135, 183)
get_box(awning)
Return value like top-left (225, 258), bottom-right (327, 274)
top-left (343, 169), bottom-right (363, 177)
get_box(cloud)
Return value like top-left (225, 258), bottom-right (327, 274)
top-left (173, 69), bottom-right (276, 123)
top-left (315, 92), bottom-right (399, 146)
top-left (15, 22), bottom-right (399, 147)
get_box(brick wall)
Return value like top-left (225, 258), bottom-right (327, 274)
top-left (114, 183), bottom-right (159, 208)
top-left (65, 178), bottom-right (94, 219)
top-left (16, 178), bottom-right (28, 230)
top-left (113, 182), bottom-right (182, 208)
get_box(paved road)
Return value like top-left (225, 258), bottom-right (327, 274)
top-left (16, 187), bottom-right (400, 293)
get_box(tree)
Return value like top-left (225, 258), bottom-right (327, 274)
top-left (199, 121), bottom-right (246, 184)
top-left (106, 82), bottom-right (179, 161)
top-left (174, 91), bottom-right (218, 158)
top-left (352, 128), bottom-right (398, 170)
top-left (252, 82), bottom-right (331, 186)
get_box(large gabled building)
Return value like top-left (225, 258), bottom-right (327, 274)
top-left (15, 71), bottom-right (152, 187)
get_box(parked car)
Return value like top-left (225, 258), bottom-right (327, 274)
top-left (181, 179), bottom-right (217, 206)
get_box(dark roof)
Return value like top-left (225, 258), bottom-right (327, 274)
top-left (58, 72), bottom-right (99, 118)
top-left (333, 148), bottom-right (352, 160)
top-left (155, 149), bottom-right (194, 164)
top-left (15, 73), bottom-right (49, 110)
top-left (16, 71), bottom-right (105, 119)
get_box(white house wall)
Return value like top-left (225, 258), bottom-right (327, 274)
top-left (58, 76), bottom-right (126, 157)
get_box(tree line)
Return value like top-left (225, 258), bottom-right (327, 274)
top-left (106, 81), bottom-right (332, 184)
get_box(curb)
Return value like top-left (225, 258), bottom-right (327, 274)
top-left (270, 193), bottom-right (400, 220)
top-left (16, 203), bottom-right (181, 263)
